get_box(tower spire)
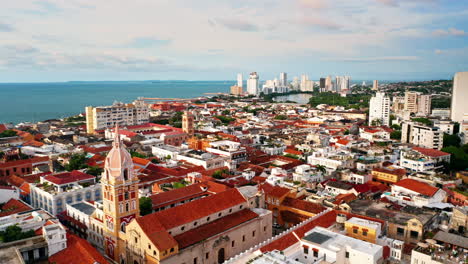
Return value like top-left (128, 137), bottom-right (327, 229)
top-left (113, 123), bottom-right (121, 148)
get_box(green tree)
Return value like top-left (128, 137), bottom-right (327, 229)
top-left (411, 117), bottom-right (432, 126)
top-left (443, 133), bottom-right (461, 148)
top-left (390, 131), bottom-right (402, 140)
top-left (86, 166), bottom-right (103, 176)
top-left (0, 225), bottom-right (36, 243)
top-left (274, 115), bottom-right (288, 120)
top-left (441, 145), bottom-right (468, 171)
top-left (212, 169), bottom-right (228, 179)
top-left (130, 151), bottom-right (147, 159)
top-left (284, 153), bottom-right (299, 159)
top-left (139, 197), bottom-right (152, 216)
top-left (316, 165), bottom-right (326, 175)
top-left (65, 153), bottom-right (89, 171)
top-left (0, 130), bottom-right (17, 138)
top-left (390, 124), bottom-right (401, 130)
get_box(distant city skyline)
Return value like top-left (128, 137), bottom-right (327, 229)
top-left (0, 0), bottom-right (467, 82)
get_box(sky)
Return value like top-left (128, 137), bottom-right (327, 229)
top-left (0, 0), bottom-right (467, 82)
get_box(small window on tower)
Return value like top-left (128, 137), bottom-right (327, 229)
top-left (124, 169), bottom-right (129, 181)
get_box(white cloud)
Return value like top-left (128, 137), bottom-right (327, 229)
top-left (322, 56), bottom-right (419, 62)
top-left (433, 28), bottom-right (468, 36)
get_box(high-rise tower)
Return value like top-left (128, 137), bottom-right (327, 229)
top-left (451, 72), bottom-right (468, 123)
top-left (102, 125), bottom-right (139, 262)
top-left (237, 73), bottom-right (243, 88)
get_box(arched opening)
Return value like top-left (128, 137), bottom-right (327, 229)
top-left (217, 248), bottom-right (225, 264)
top-left (121, 222), bottom-right (126, 233)
top-left (123, 169), bottom-right (129, 181)
top-left (133, 261), bottom-right (139, 264)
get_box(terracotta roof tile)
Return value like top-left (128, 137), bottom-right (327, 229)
top-left (48, 233), bottom-right (109, 264)
top-left (394, 179), bottom-right (440, 197)
top-left (174, 209), bottom-right (258, 249)
top-left (412, 147), bottom-right (450, 158)
top-left (0, 198), bottom-right (33, 217)
top-left (281, 197), bottom-right (326, 214)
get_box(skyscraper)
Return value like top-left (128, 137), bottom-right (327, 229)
top-left (373, 80), bottom-right (379, 91)
top-left (451, 72), bottom-right (468, 123)
top-left (319, 78), bottom-right (326, 92)
top-left (247, 72), bottom-right (259, 95)
top-left (417, 95), bottom-right (432, 116)
top-left (404, 91), bottom-right (420, 114)
top-left (300, 74), bottom-right (308, 91)
top-left (325, 76), bottom-right (332, 91)
top-left (279, 72), bottom-right (287, 87)
top-left (369, 92), bottom-right (390, 126)
top-left (237, 73), bottom-right (243, 88)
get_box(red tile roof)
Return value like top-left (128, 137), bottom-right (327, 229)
top-left (139, 188), bottom-right (246, 231)
top-left (281, 197), bottom-right (326, 214)
top-left (0, 198), bottom-right (33, 217)
top-left (44, 170), bottom-right (94, 185)
top-left (412, 147), bottom-right (450, 158)
top-left (265, 185), bottom-right (291, 198)
top-left (0, 124), bottom-right (7, 133)
top-left (174, 209), bottom-right (258, 249)
top-left (394, 179), bottom-right (440, 197)
top-left (336, 139), bottom-right (350, 145)
top-left (48, 233), bottom-right (109, 264)
top-left (0, 156), bottom-right (49, 169)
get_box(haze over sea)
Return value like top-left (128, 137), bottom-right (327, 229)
top-left (0, 80), bottom-right (376, 125)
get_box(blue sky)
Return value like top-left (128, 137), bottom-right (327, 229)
top-left (0, 0), bottom-right (467, 82)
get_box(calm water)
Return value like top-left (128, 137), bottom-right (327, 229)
top-left (0, 81), bottom-right (233, 124)
top-left (273, 93), bottom-right (313, 104)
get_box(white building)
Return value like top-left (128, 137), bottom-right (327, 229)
top-left (176, 150), bottom-right (226, 170)
top-left (30, 171), bottom-right (102, 215)
top-left (335, 76), bottom-right (350, 92)
top-left (85, 99), bottom-right (149, 134)
top-left (369, 92), bottom-right (390, 126)
top-left (237, 73), bottom-right (243, 88)
top-left (0, 186), bottom-right (20, 203)
top-left (205, 140), bottom-right (247, 169)
top-left (247, 72), bottom-right (260, 95)
top-left (399, 147), bottom-right (450, 172)
top-left (292, 164), bottom-right (323, 182)
top-left (417, 94), bottom-right (431, 116)
top-left (401, 121), bottom-right (443, 149)
top-left (451, 72), bottom-right (468, 123)
top-left (280, 72), bottom-right (287, 87)
top-left (384, 179), bottom-right (446, 208)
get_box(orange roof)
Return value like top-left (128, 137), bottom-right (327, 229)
top-left (394, 179), bottom-right (439, 197)
top-left (132, 157), bottom-right (151, 166)
top-left (174, 209), bottom-right (258, 249)
top-left (146, 188), bottom-right (246, 230)
top-left (412, 147), bottom-right (450, 158)
top-left (336, 139), bottom-right (350, 145)
top-left (284, 149), bottom-right (303, 155)
top-left (49, 233), bottom-right (109, 264)
top-left (0, 198), bottom-right (33, 217)
top-left (281, 197), bottom-right (326, 214)
top-left (0, 156), bottom-right (49, 169)
top-left (23, 140), bottom-right (44, 147)
top-left (265, 185), bottom-right (291, 198)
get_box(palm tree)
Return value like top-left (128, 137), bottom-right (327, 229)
top-left (316, 165), bottom-right (326, 175)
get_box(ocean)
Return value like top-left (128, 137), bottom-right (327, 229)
top-left (0, 81), bottom-right (234, 125)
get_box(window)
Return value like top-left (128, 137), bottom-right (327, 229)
top-left (345, 252), bottom-right (349, 258)
top-left (125, 192), bottom-right (129, 199)
top-left (232, 240), bottom-right (235, 247)
top-left (193, 257), bottom-right (197, 264)
top-left (353, 228), bottom-right (358, 234)
top-left (410, 231), bottom-right (419, 239)
top-left (362, 230), bottom-right (368, 236)
top-left (218, 213), bottom-right (222, 217)
top-left (170, 248), bottom-right (174, 253)
top-left (194, 222), bottom-right (198, 226)
top-left (134, 237), bottom-right (138, 243)
top-left (181, 226), bottom-right (185, 231)
top-left (148, 244), bottom-right (151, 249)
top-left (397, 227), bottom-right (405, 236)
top-left (206, 253), bottom-right (209, 259)
top-left (126, 203), bottom-right (129, 212)
top-left (242, 235), bottom-right (245, 242)
top-left (264, 226), bottom-right (267, 232)
top-left (206, 217), bottom-right (210, 221)
top-left (303, 247), bottom-right (309, 254)
top-left (313, 250), bottom-right (318, 257)
top-left (124, 169), bottom-right (129, 181)
top-left (153, 250), bottom-right (157, 256)
top-left (252, 231), bottom-right (256, 237)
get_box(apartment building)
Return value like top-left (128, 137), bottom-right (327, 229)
top-left (401, 121), bottom-right (443, 149)
top-left (85, 99), bottom-right (149, 134)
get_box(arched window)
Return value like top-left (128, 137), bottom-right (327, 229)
top-left (126, 203), bottom-right (129, 212)
top-left (121, 222), bottom-right (126, 233)
top-left (123, 169), bottom-right (129, 181)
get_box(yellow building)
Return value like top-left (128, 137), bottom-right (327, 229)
top-left (101, 125), bottom-right (140, 263)
top-left (345, 217), bottom-right (382, 243)
top-left (371, 167), bottom-right (406, 185)
top-left (230, 85), bottom-right (243, 96)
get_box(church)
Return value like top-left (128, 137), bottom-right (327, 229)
top-left (98, 125), bottom-right (272, 264)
